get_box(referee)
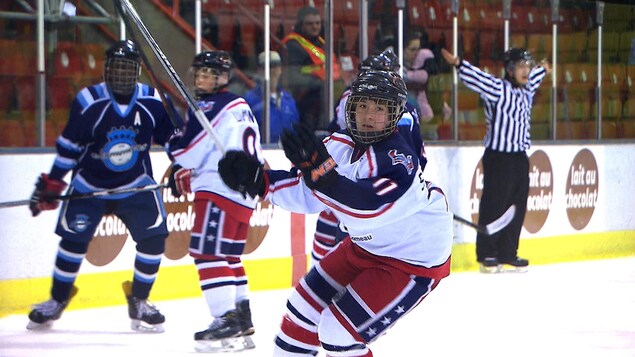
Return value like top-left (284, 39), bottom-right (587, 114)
top-left (441, 47), bottom-right (552, 273)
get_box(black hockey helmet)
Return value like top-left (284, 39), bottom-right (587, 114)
top-left (190, 51), bottom-right (234, 97)
top-left (104, 40), bottom-right (141, 96)
top-left (503, 48), bottom-right (534, 80)
top-left (192, 50), bottom-right (234, 73)
top-left (358, 49), bottom-right (400, 73)
top-left (345, 70), bottom-right (407, 144)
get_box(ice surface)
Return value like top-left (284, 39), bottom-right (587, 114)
top-left (1, 258), bottom-right (634, 357)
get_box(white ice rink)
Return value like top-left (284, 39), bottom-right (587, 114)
top-left (1, 257), bottom-right (634, 357)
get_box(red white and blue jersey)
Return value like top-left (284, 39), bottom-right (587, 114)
top-left (50, 82), bottom-right (180, 196)
top-left (169, 90), bottom-right (264, 210)
top-left (265, 131), bottom-right (452, 269)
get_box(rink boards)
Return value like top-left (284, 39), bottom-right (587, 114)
top-left (0, 143), bottom-right (633, 316)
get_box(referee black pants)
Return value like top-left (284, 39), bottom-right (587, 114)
top-left (476, 149), bottom-right (529, 262)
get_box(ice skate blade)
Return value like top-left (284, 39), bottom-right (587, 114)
top-left (500, 265), bottom-right (528, 273)
top-left (242, 335), bottom-right (256, 350)
top-left (26, 320), bottom-right (54, 330)
top-left (195, 337), bottom-right (247, 353)
top-left (130, 320), bottom-right (164, 333)
top-left (479, 265), bottom-right (502, 274)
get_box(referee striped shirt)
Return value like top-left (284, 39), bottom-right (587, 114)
top-left (457, 60), bottom-right (547, 152)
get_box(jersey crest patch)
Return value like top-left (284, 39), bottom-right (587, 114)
top-left (199, 101), bottom-right (214, 112)
top-left (388, 149), bottom-right (414, 175)
top-left (92, 126), bottom-right (147, 172)
top-left (70, 214), bottom-right (91, 232)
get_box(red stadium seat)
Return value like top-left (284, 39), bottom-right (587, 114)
top-left (53, 42), bottom-right (83, 80)
top-left (0, 77), bottom-right (15, 112)
top-left (47, 77), bottom-right (75, 111)
top-left (80, 43), bottom-right (106, 81)
top-left (14, 76), bottom-right (37, 112)
top-left (0, 119), bottom-right (26, 147)
top-left (23, 119), bottom-right (58, 147)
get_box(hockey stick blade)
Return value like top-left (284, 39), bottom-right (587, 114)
top-left (114, 0), bottom-right (226, 153)
top-left (0, 183), bottom-right (167, 209)
top-left (453, 204), bottom-right (516, 236)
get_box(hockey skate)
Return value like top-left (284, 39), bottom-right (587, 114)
top-left (26, 285), bottom-right (78, 330)
top-left (122, 281), bottom-right (165, 333)
top-left (500, 257), bottom-right (529, 273)
top-left (237, 299), bottom-right (256, 349)
top-left (194, 310), bottom-right (246, 353)
top-left (478, 257), bottom-right (502, 274)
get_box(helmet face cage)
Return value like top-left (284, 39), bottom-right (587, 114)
top-left (345, 70), bottom-right (407, 144)
top-left (345, 95), bottom-right (403, 144)
top-left (104, 40), bottom-right (141, 96)
top-left (189, 51), bottom-right (233, 96)
top-left (104, 57), bottom-right (140, 96)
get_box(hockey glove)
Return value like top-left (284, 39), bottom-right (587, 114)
top-left (280, 123), bottom-right (338, 190)
top-left (29, 173), bottom-right (67, 217)
top-left (218, 151), bottom-right (265, 199)
top-left (167, 164), bottom-right (192, 198)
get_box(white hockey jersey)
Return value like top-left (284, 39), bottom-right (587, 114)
top-left (265, 131), bottom-right (453, 270)
top-left (169, 91), bottom-right (264, 209)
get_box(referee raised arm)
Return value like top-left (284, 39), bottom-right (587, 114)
top-left (441, 47), bottom-right (552, 273)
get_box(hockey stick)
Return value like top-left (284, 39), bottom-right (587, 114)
top-left (0, 183), bottom-right (167, 209)
top-left (453, 204), bottom-right (516, 235)
top-left (114, 0), bottom-right (226, 154)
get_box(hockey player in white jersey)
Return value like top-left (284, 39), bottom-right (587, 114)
top-left (168, 50), bottom-right (264, 352)
top-left (218, 70), bottom-right (453, 356)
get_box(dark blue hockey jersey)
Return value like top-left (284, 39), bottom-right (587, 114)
top-left (49, 82), bottom-right (180, 195)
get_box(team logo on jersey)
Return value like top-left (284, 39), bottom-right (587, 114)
top-left (70, 214), bottom-right (91, 232)
top-left (93, 126), bottom-right (147, 172)
top-left (198, 101), bottom-right (214, 112)
top-left (388, 149), bottom-right (414, 175)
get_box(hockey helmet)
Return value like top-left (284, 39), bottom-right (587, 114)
top-left (345, 70), bottom-right (407, 144)
top-left (104, 40), bottom-right (141, 96)
top-left (190, 51), bottom-right (234, 97)
top-left (503, 48), bottom-right (534, 80)
top-left (358, 49), bottom-right (400, 73)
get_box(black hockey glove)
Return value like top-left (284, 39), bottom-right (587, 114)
top-left (280, 123), bottom-right (338, 191)
top-left (218, 151), bottom-right (265, 199)
top-left (167, 164), bottom-right (192, 198)
top-left (29, 173), bottom-right (67, 217)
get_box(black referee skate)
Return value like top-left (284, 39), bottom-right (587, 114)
top-left (122, 281), bottom-right (165, 333)
top-left (237, 299), bottom-right (256, 349)
top-left (478, 257), bottom-right (502, 274)
top-left (26, 286), bottom-right (78, 330)
top-left (194, 309), bottom-right (245, 353)
top-left (500, 257), bottom-right (529, 273)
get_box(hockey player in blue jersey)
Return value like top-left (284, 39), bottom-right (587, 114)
top-left (167, 50), bottom-right (264, 352)
top-left (312, 49), bottom-right (428, 264)
top-left (218, 70), bottom-right (453, 356)
top-left (27, 40), bottom-right (181, 333)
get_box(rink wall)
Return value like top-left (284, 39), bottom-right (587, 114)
top-left (0, 143), bottom-right (634, 317)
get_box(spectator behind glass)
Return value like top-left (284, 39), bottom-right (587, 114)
top-left (402, 31), bottom-right (437, 123)
top-left (404, 42), bottom-right (438, 122)
top-left (245, 51), bottom-right (300, 144)
top-left (281, 6), bottom-right (340, 133)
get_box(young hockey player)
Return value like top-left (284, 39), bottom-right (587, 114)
top-left (167, 50), bottom-right (264, 352)
top-left (218, 70), bottom-right (453, 356)
top-left (27, 40), bottom-right (181, 332)
top-left (312, 49), bottom-right (427, 265)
